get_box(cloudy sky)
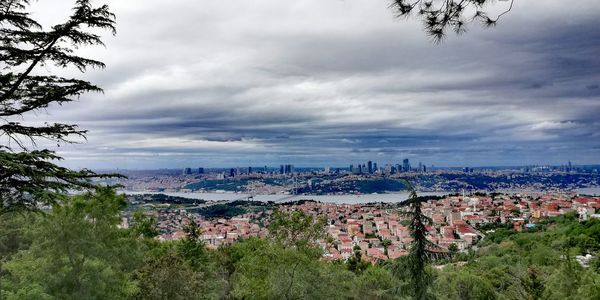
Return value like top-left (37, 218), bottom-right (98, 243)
top-left (25, 0), bottom-right (600, 169)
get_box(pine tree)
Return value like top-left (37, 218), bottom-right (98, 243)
top-left (0, 0), bottom-right (118, 213)
top-left (400, 181), bottom-right (437, 300)
top-left (390, 0), bottom-right (514, 43)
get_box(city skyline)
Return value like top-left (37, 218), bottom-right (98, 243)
top-left (107, 159), bottom-right (592, 172)
top-left (26, 0), bottom-right (600, 169)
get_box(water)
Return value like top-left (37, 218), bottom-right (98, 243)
top-left (122, 191), bottom-right (448, 204)
top-left (123, 187), bottom-right (600, 204)
top-left (578, 187), bottom-right (600, 196)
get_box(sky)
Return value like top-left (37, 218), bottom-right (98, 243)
top-left (21, 0), bottom-right (600, 169)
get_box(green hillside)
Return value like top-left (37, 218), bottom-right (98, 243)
top-left (1, 190), bottom-right (599, 299)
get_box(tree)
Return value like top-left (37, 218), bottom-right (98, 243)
top-left (0, 211), bottom-right (34, 259)
top-left (354, 267), bottom-right (402, 300)
top-left (575, 269), bottom-right (600, 300)
top-left (0, 0), bottom-right (118, 213)
top-left (347, 245), bottom-right (370, 274)
top-left (382, 238), bottom-right (392, 257)
top-left (130, 210), bottom-right (159, 239)
top-left (132, 249), bottom-right (217, 300)
top-left (2, 188), bottom-right (142, 299)
top-left (434, 269), bottom-right (496, 300)
top-left (269, 209), bottom-right (327, 248)
top-left (389, 0), bottom-right (514, 43)
top-left (230, 240), bottom-right (354, 299)
top-left (448, 243), bottom-right (458, 255)
top-left (542, 252), bottom-right (582, 300)
top-left (132, 219), bottom-right (225, 300)
top-left (179, 218), bottom-right (211, 272)
top-left (399, 182), bottom-right (439, 299)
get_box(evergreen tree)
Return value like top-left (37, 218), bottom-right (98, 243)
top-left (354, 267), bottom-right (402, 300)
top-left (347, 245), bottom-right (369, 274)
top-left (382, 238), bottom-right (392, 257)
top-left (133, 248), bottom-right (216, 300)
top-left (130, 210), bottom-right (159, 239)
top-left (180, 218), bottom-right (210, 272)
top-left (0, 0), bottom-right (118, 213)
top-left (390, 0), bottom-right (514, 42)
top-left (400, 182), bottom-right (438, 300)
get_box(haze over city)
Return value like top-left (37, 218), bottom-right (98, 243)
top-left (28, 0), bottom-right (600, 169)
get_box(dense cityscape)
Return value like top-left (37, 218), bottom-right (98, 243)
top-left (125, 190), bottom-right (600, 264)
top-left (3, 0), bottom-right (600, 298)
top-left (115, 160), bottom-right (600, 264)
top-left (107, 160), bottom-right (600, 195)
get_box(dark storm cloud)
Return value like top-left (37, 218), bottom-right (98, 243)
top-left (26, 0), bottom-right (600, 169)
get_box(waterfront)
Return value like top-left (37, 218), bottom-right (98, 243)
top-left (579, 187), bottom-right (600, 196)
top-left (123, 186), bottom-right (600, 204)
top-left (123, 191), bottom-right (448, 204)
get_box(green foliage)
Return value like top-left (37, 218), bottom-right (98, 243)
top-left (382, 238), bottom-right (392, 256)
top-left (434, 268), bottom-right (496, 300)
top-left (542, 257), bottom-right (582, 300)
top-left (0, 0), bottom-right (120, 212)
top-left (130, 210), bottom-right (159, 239)
top-left (195, 204), bottom-right (246, 219)
top-left (354, 267), bottom-right (402, 299)
top-left (179, 219), bottom-right (213, 273)
top-left (566, 218), bottom-right (600, 252)
top-left (132, 241), bottom-right (224, 300)
top-left (0, 211), bottom-right (35, 259)
top-left (575, 269), bottom-right (600, 300)
top-left (128, 193), bottom-right (207, 206)
top-left (429, 213), bottom-right (600, 299)
top-left (132, 250), bottom-right (209, 300)
top-left (400, 183), bottom-right (438, 300)
top-left (229, 240), bottom-right (354, 299)
top-left (190, 200), bottom-right (271, 219)
top-left (2, 188), bottom-right (141, 299)
top-left (347, 247), bottom-right (370, 274)
top-left (269, 209), bottom-right (327, 248)
top-left (448, 243), bottom-right (458, 254)
top-left (2, 189), bottom-right (600, 299)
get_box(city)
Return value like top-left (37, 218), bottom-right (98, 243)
top-left (107, 159), bottom-right (600, 195)
top-left (124, 190), bottom-right (600, 263)
top-left (2, 0), bottom-right (600, 298)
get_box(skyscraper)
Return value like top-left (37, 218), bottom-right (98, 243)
top-left (183, 167), bottom-right (192, 175)
top-left (367, 161), bottom-right (373, 174)
top-left (198, 167), bottom-right (204, 174)
top-left (403, 159), bottom-right (410, 172)
top-left (384, 164), bottom-right (392, 175)
top-left (281, 164), bottom-right (294, 174)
